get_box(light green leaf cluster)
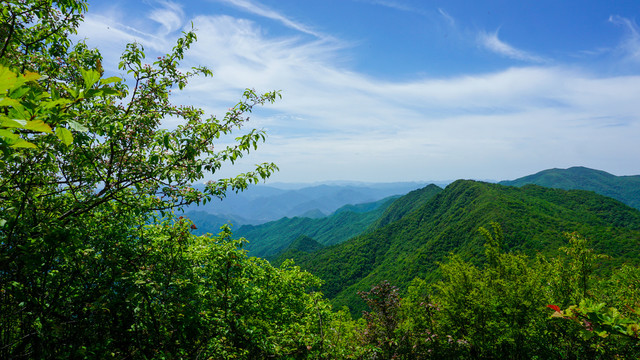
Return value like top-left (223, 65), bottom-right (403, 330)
top-left (0, 64), bottom-right (119, 148)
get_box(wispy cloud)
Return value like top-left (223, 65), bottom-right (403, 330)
top-left (77, 4), bottom-right (640, 182)
top-left (361, 0), bottom-right (415, 12)
top-left (438, 8), bottom-right (455, 27)
top-left (78, 0), bottom-right (187, 56)
top-left (609, 15), bottom-right (640, 62)
top-left (355, 0), bottom-right (429, 16)
top-left (177, 16), bottom-right (640, 181)
top-left (148, 1), bottom-right (185, 35)
top-left (478, 29), bottom-right (547, 63)
top-left (211, 0), bottom-right (328, 39)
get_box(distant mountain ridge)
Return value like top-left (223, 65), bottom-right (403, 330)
top-left (185, 182), bottom-right (431, 225)
top-left (500, 166), bottom-right (640, 210)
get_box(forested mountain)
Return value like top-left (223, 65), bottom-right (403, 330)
top-left (500, 166), bottom-right (640, 209)
top-left (269, 235), bottom-right (326, 265)
top-left (260, 185), bottom-right (445, 262)
top-left (231, 196), bottom-right (400, 257)
top-left (367, 184), bottom-right (443, 230)
top-left (184, 182), bottom-right (429, 224)
top-left (288, 180), bottom-right (640, 313)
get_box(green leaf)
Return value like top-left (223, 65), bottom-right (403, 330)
top-left (0, 129), bottom-right (18, 140)
top-left (25, 120), bottom-right (53, 134)
top-left (100, 76), bottom-right (122, 85)
top-left (83, 89), bottom-right (100, 98)
top-left (55, 127), bottom-right (73, 146)
top-left (40, 98), bottom-right (72, 109)
top-left (0, 97), bottom-right (20, 107)
top-left (0, 65), bottom-right (18, 93)
top-left (0, 118), bottom-right (27, 128)
top-left (12, 71), bottom-right (40, 90)
top-left (8, 105), bottom-right (29, 121)
top-left (10, 139), bottom-right (37, 148)
top-left (61, 83), bottom-right (78, 98)
top-left (163, 134), bottom-right (170, 149)
top-left (9, 86), bottom-right (29, 99)
top-left (67, 120), bottom-right (88, 132)
top-left (80, 68), bottom-right (101, 90)
top-left (99, 88), bottom-right (121, 96)
top-left (21, 71), bottom-right (41, 82)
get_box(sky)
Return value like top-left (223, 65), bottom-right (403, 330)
top-left (78, 0), bottom-right (640, 183)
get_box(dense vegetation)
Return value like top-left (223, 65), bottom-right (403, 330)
top-left (367, 184), bottom-right (443, 230)
top-left (1, 1), bottom-right (639, 358)
top-left (288, 180), bottom-right (640, 313)
top-left (347, 229), bottom-right (640, 359)
top-left (500, 166), bottom-right (640, 210)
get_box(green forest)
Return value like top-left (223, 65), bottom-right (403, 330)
top-left (1, 1), bottom-right (639, 359)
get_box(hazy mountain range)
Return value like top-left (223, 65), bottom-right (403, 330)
top-left (184, 181), bottom-right (434, 227)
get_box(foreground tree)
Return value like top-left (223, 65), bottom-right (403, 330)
top-left (0, 1), bottom-right (315, 358)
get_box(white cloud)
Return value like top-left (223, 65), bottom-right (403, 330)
top-left (75, 5), bottom-right (640, 182)
top-left (148, 1), bottom-right (185, 35)
top-left (360, 0), bottom-right (416, 13)
top-left (178, 15), bottom-right (640, 181)
top-left (77, 1), bottom-right (187, 62)
top-left (211, 0), bottom-right (329, 39)
top-left (609, 15), bottom-right (640, 62)
top-left (478, 29), bottom-right (547, 63)
top-left (355, 0), bottom-right (433, 18)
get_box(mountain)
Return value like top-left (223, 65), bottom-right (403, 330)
top-left (183, 211), bottom-right (248, 235)
top-left (285, 234), bottom-right (325, 253)
top-left (269, 235), bottom-right (325, 265)
top-left (184, 182), bottom-right (430, 224)
top-left (233, 196), bottom-right (400, 258)
top-left (368, 184), bottom-right (443, 230)
top-left (499, 166), bottom-right (640, 210)
top-left (288, 180), bottom-right (640, 314)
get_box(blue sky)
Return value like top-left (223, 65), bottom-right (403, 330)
top-left (79, 0), bottom-right (640, 183)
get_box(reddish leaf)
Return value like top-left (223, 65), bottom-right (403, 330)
top-left (547, 304), bottom-right (561, 312)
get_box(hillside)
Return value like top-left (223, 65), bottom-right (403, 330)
top-left (500, 166), bottom-right (640, 210)
top-left (233, 196), bottom-right (400, 258)
top-left (269, 235), bottom-right (325, 265)
top-left (367, 184), bottom-right (443, 230)
top-left (289, 180), bottom-right (640, 314)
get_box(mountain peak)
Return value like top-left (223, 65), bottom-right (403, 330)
top-left (499, 167), bottom-right (640, 209)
